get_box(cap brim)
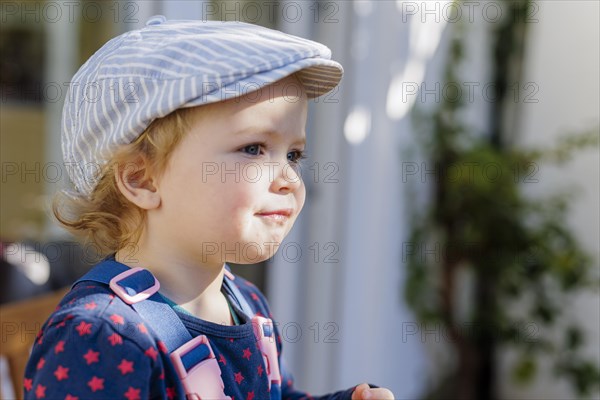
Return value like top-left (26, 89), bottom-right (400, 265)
top-left (295, 63), bottom-right (344, 98)
top-left (184, 57), bottom-right (343, 107)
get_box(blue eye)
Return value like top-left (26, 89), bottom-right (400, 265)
top-left (288, 150), bottom-right (307, 164)
top-left (242, 144), bottom-right (262, 156)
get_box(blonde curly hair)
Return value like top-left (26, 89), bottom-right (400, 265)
top-left (52, 106), bottom-right (201, 257)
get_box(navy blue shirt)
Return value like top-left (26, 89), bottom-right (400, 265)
top-left (24, 270), bottom-right (359, 400)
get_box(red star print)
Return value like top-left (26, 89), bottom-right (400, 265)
top-left (36, 357), bottom-right (45, 370)
top-left (166, 387), bottom-right (176, 400)
top-left (218, 354), bottom-right (227, 366)
top-left (108, 332), bottom-right (123, 346)
top-left (159, 370), bottom-right (165, 380)
top-left (137, 323), bottom-right (148, 334)
top-left (118, 359), bottom-right (134, 375)
top-left (158, 341), bottom-right (168, 353)
top-left (54, 340), bottom-right (65, 354)
top-left (23, 378), bottom-right (32, 391)
top-left (75, 321), bottom-right (92, 336)
top-left (56, 314), bottom-right (74, 328)
top-left (242, 348), bottom-right (252, 360)
top-left (255, 311), bottom-right (264, 317)
top-left (124, 386), bottom-right (141, 400)
top-left (35, 383), bottom-right (46, 398)
top-left (247, 391), bottom-right (255, 400)
top-left (54, 365), bottom-right (69, 381)
top-left (65, 395), bottom-right (79, 400)
top-left (36, 330), bottom-right (43, 345)
top-left (110, 314), bottom-right (125, 325)
top-left (257, 364), bottom-right (264, 377)
top-left (85, 301), bottom-right (97, 310)
top-left (88, 376), bottom-right (104, 392)
top-left (83, 349), bottom-right (100, 365)
top-left (145, 346), bottom-right (158, 361)
top-left (251, 293), bottom-right (259, 301)
top-left (234, 371), bottom-right (244, 384)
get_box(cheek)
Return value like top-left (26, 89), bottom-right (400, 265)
top-left (296, 183), bottom-right (307, 213)
top-left (213, 180), bottom-right (258, 228)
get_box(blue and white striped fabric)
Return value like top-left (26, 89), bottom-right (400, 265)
top-left (62, 16), bottom-right (343, 199)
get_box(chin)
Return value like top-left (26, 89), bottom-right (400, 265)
top-left (228, 241), bottom-right (281, 264)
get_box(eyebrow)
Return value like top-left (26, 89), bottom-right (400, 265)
top-left (234, 126), bottom-right (306, 145)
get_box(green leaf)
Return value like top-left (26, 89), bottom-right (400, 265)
top-left (513, 356), bottom-right (537, 384)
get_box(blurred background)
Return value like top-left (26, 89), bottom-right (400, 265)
top-left (1, 1), bottom-right (598, 399)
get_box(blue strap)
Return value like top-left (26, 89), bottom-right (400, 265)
top-left (133, 294), bottom-right (193, 352)
top-left (73, 257), bottom-right (192, 353)
top-left (270, 382), bottom-right (282, 400)
top-left (71, 258), bottom-right (129, 288)
top-left (181, 343), bottom-right (210, 371)
top-left (222, 265), bottom-right (255, 319)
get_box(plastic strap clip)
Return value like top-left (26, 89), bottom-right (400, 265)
top-left (109, 267), bottom-right (160, 305)
top-left (252, 316), bottom-right (281, 391)
top-left (170, 335), bottom-right (232, 400)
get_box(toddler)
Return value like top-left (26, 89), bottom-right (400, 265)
top-left (24, 16), bottom-right (394, 400)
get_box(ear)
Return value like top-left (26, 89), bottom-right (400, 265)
top-left (114, 156), bottom-right (161, 210)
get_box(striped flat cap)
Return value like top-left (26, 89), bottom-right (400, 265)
top-left (62, 16), bottom-right (343, 199)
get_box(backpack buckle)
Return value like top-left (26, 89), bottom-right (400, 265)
top-left (109, 267), bottom-right (160, 305)
top-left (252, 316), bottom-right (281, 391)
top-left (170, 334), bottom-right (231, 400)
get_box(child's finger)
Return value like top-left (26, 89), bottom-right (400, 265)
top-left (351, 383), bottom-right (371, 400)
top-left (366, 388), bottom-right (395, 399)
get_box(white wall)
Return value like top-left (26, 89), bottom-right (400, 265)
top-left (498, 1), bottom-right (600, 399)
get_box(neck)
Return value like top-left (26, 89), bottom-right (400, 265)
top-left (114, 238), bottom-right (233, 325)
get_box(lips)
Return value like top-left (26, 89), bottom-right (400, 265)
top-left (255, 209), bottom-right (293, 218)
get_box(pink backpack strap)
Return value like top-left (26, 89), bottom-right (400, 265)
top-left (170, 335), bottom-right (231, 400)
top-left (253, 316), bottom-right (282, 398)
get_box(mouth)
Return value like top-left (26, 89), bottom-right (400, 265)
top-left (255, 209), bottom-right (293, 221)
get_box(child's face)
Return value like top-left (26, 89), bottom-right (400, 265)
top-left (150, 75), bottom-right (308, 265)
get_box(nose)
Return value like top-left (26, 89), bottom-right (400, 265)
top-left (269, 162), bottom-right (303, 194)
